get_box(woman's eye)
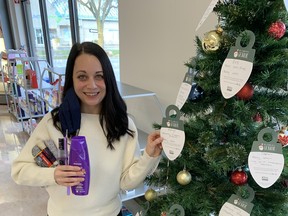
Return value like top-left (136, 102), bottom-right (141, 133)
top-left (95, 74), bottom-right (104, 81)
top-left (78, 75), bottom-right (87, 81)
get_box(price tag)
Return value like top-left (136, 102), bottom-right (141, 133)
top-left (219, 185), bottom-right (254, 216)
top-left (248, 128), bottom-right (284, 188)
top-left (160, 105), bottom-right (185, 161)
top-left (175, 68), bottom-right (195, 110)
top-left (220, 30), bottom-right (255, 99)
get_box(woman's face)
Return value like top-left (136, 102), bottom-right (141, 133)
top-left (73, 53), bottom-right (106, 114)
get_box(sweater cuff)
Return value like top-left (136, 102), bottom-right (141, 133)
top-left (141, 151), bottom-right (161, 175)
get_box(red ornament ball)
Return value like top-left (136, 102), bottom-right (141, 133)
top-left (268, 20), bottom-right (286, 40)
top-left (236, 83), bottom-right (254, 100)
top-left (230, 169), bottom-right (248, 186)
top-left (253, 112), bottom-right (262, 122)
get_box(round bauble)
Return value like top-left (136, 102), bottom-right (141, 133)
top-left (176, 170), bottom-right (192, 185)
top-left (230, 169), bottom-right (248, 186)
top-left (202, 28), bottom-right (223, 52)
top-left (144, 188), bottom-right (157, 202)
top-left (268, 20), bottom-right (286, 40)
top-left (253, 112), bottom-right (262, 122)
top-left (236, 83), bottom-right (254, 100)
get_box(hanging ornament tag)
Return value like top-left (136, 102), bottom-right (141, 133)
top-left (196, 0), bottom-right (219, 31)
top-left (160, 105), bottom-right (185, 161)
top-left (167, 204), bottom-right (185, 216)
top-left (248, 128), bottom-right (284, 188)
top-left (219, 185), bottom-right (255, 216)
top-left (220, 30), bottom-right (255, 99)
top-left (175, 68), bottom-right (195, 110)
top-left (284, 0), bottom-right (288, 11)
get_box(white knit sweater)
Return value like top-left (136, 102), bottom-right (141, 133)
top-left (11, 112), bottom-right (161, 216)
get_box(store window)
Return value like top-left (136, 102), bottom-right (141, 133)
top-left (46, 1), bottom-right (72, 67)
top-left (35, 29), bottom-right (43, 45)
top-left (76, 0), bottom-right (120, 80)
top-left (23, 0), bottom-right (120, 80)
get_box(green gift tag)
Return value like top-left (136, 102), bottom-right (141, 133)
top-left (160, 105), bottom-right (185, 161)
top-left (248, 128), bottom-right (284, 188)
top-left (175, 68), bottom-right (195, 110)
top-left (220, 30), bottom-right (255, 99)
top-left (219, 185), bottom-right (254, 216)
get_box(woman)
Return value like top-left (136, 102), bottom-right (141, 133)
top-left (11, 42), bottom-right (163, 216)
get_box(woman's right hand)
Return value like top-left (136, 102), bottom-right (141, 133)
top-left (54, 165), bottom-right (85, 186)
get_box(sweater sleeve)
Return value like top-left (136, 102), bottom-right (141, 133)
top-left (11, 113), bottom-right (59, 187)
top-left (120, 118), bottom-right (161, 190)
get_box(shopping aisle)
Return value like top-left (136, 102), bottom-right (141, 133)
top-left (0, 105), bottom-right (48, 216)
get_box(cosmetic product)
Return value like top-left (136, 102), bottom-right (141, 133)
top-left (44, 140), bottom-right (58, 159)
top-left (58, 138), bottom-right (68, 165)
top-left (37, 143), bottom-right (58, 166)
top-left (32, 145), bottom-right (53, 167)
top-left (69, 136), bottom-right (90, 196)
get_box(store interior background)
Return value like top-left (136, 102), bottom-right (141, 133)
top-left (0, 0), bottom-right (217, 215)
top-left (119, 0), bottom-right (217, 133)
top-left (0, 0), bottom-right (217, 133)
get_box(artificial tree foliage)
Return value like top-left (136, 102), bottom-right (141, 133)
top-left (144, 0), bottom-right (288, 215)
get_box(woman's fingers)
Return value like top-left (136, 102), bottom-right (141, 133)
top-left (54, 165), bottom-right (86, 186)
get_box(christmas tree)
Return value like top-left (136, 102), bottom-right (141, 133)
top-left (143, 0), bottom-right (288, 215)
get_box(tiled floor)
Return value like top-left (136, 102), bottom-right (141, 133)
top-left (0, 105), bottom-right (49, 216)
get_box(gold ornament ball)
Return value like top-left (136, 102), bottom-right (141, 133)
top-left (144, 188), bottom-right (157, 202)
top-left (202, 28), bottom-right (222, 52)
top-left (177, 170), bottom-right (192, 185)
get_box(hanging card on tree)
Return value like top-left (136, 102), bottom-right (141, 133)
top-left (248, 128), bottom-right (284, 188)
top-left (219, 185), bottom-right (255, 216)
top-left (160, 105), bottom-right (185, 161)
top-left (284, 0), bottom-right (288, 11)
top-left (135, 203), bottom-right (185, 216)
top-left (220, 30), bottom-right (255, 99)
top-left (175, 68), bottom-right (195, 110)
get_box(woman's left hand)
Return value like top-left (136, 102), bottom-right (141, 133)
top-left (145, 130), bottom-right (164, 157)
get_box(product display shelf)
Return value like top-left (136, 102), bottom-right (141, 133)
top-left (39, 67), bottom-right (65, 109)
top-left (8, 56), bottom-right (51, 135)
top-left (1, 50), bottom-right (28, 121)
top-left (117, 81), bottom-right (165, 201)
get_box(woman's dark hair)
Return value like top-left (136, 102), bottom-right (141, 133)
top-left (51, 42), bottom-right (134, 149)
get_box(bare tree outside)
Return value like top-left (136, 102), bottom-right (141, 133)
top-left (50, 0), bottom-right (118, 47)
top-left (77, 0), bottom-right (118, 47)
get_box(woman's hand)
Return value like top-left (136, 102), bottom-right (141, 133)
top-left (145, 130), bottom-right (164, 157)
top-left (54, 165), bottom-right (85, 186)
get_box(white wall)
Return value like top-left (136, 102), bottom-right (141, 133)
top-left (119, 0), bottom-right (217, 133)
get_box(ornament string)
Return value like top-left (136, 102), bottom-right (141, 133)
top-left (165, 160), bottom-right (170, 193)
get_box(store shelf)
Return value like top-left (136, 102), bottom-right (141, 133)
top-left (1, 52), bottom-right (51, 134)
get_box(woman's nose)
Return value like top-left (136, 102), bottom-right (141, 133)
top-left (87, 78), bottom-right (97, 88)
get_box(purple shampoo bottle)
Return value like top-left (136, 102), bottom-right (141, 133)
top-left (69, 136), bottom-right (90, 195)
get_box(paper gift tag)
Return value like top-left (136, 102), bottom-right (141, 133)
top-left (284, 0), bottom-right (288, 11)
top-left (160, 105), bottom-right (185, 161)
top-left (248, 128), bottom-right (284, 188)
top-left (219, 185), bottom-right (254, 216)
top-left (167, 204), bottom-right (185, 216)
top-left (135, 204), bottom-right (185, 216)
top-left (175, 68), bottom-right (195, 110)
top-left (220, 30), bottom-right (255, 99)
top-left (196, 0), bottom-right (219, 31)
